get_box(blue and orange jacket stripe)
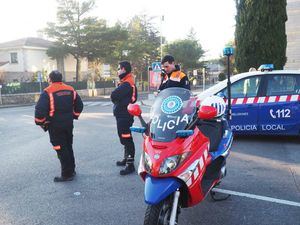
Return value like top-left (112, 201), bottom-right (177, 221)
top-left (35, 82), bottom-right (83, 125)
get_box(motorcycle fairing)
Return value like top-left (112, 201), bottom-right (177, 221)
top-left (210, 129), bottom-right (233, 160)
top-left (144, 174), bottom-right (181, 205)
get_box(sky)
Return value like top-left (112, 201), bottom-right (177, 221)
top-left (0, 0), bottom-right (236, 59)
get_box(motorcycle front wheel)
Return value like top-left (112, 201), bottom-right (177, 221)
top-left (143, 198), bottom-right (179, 225)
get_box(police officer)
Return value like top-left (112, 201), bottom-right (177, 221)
top-left (35, 70), bottom-right (83, 182)
top-left (158, 55), bottom-right (190, 91)
top-left (111, 61), bottom-right (137, 175)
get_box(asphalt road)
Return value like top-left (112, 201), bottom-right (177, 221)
top-left (0, 102), bottom-right (299, 225)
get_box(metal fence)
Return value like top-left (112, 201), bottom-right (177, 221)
top-left (0, 81), bottom-right (115, 95)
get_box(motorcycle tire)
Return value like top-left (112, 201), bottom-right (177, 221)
top-left (143, 198), bottom-right (179, 225)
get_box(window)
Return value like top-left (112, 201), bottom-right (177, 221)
top-left (220, 76), bottom-right (261, 98)
top-left (266, 75), bottom-right (300, 96)
top-left (10, 52), bottom-right (18, 64)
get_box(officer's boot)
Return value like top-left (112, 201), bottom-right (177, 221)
top-left (116, 148), bottom-right (127, 166)
top-left (120, 155), bottom-right (135, 175)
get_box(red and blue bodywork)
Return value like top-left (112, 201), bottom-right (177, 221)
top-left (130, 88), bottom-right (233, 211)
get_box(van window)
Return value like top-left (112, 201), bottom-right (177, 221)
top-left (266, 75), bottom-right (300, 96)
top-left (220, 76), bottom-right (261, 98)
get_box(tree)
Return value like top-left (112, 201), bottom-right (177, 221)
top-left (219, 41), bottom-right (236, 75)
top-left (124, 15), bottom-right (161, 82)
top-left (164, 29), bottom-right (205, 72)
top-left (85, 20), bottom-right (129, 65)
top-left (235, 0), bottom-right (287, 72)
top-left (44, 0), bottom-right (96, 81)
top-left (46, 43), bottom-right (69, 80)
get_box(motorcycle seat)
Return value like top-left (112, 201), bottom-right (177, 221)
top-left (197, 120), bottom-right (225, 152)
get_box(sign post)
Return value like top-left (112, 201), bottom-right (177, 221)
top-left (0, 84), bottom-right (2, 105)
top-left (223, 46), bottom-right (234, 121)
top-left (202, 68), bottom-right (205, 91)
top-left (150, 62), bottom-right (162, 91)
top-left (37, 71), bottom-right (43, 93)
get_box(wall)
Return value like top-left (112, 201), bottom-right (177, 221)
top-left (23, 48), bottom-right (57, 73)
top-left (0, 88), bottom-right (114, 105)
top-left (285, 0), bottom-right (300, 69)
top-left (0, 48), bottom-right (25, 72)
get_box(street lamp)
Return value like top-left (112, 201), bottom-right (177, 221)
top-left (223, 46), bottom-right (234, 121)
top-left (160, 15), bottom-right (164, 61)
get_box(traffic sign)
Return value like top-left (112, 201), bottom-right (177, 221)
top-left (152, 62), bottom-right (161, 72)
top-left (37, 71), bottom-right (43, 82)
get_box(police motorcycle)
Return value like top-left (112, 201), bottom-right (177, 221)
top-left (128, 87), bottom-right (233, 225)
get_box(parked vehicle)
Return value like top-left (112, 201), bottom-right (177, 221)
top-left (197, 65), bottom-right (300, 135)
top-left (128, 87), bottom-right (233, 225)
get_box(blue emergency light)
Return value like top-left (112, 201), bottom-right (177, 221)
top-left (176, 130), bottom-right (194, 138)
top-left (258, 64), bottom-right (274, 71)
top-left (223, 47), bottom-right (234, 56)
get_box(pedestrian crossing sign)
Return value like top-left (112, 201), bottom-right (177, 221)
top-left (152, 62), bottom-right (161, 72)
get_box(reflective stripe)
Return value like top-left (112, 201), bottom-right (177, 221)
top-left (264, 96), bottom-right (270, 103)
top-left (236, 98), bottom-right (243, 104)
top-left (268, 96), bottom-right (276, 103)
top-left (242, 97), bottom-right (248, 104)
top-left (247, 97), bottom-right (255, 104)
top-left (35, 117), bottom-right (46, 123)
top-left (228, 94), bottom-right (300, 105)
top-left (49, 93), bottom-right (55, 117)
top-left (73, 91), bottom-right (77, 102)
top-left (53, 145), bottom-right (61, 150)
top-left (121, 133), bottom-right (131, 138)
top-left (170, 77), bottom-right (180, 82)
top-left (291, 95), bottom-right (298, 101)
top-left (279, 95), bottom-right (287, 102)
top-left (131, 85), bottom-right (136, 103)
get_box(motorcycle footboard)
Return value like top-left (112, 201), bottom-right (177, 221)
top-left (144, 174), bottom-right (181, 205)
top-left (201, 157), bottom-right (225, 194)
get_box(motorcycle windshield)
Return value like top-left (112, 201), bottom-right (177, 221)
top-left (150, 88), bottom-right (196, 142)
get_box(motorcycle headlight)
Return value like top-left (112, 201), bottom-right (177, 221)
top-left (159, 152), bottom-right (190, 175)
top-left (144, 152), bottom-right (152, 173)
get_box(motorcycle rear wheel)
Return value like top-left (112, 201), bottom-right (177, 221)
top-left (143, 198), bottom-right (179, 225)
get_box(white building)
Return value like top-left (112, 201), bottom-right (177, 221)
top-left (285, 0), bottom-right (300, 69)
top-left (0, 37), bottom-right (88, 82)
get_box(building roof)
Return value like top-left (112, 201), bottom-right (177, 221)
top-left (0, 37), bottom-right (53, 49)
top-left (0, 61), bottom-right (9, 67)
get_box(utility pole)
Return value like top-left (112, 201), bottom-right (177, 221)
top-left (223, 47), bottom-right (234, 121)
top-left (160, 15), bottom-right (164, 61)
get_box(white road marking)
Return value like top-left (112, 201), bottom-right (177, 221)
top-left (23, 115), bottom-right (34, 118)
top-left (101, 102), bottom-right (113, 106)
top-left (212, 188), bottom-right (300, 207)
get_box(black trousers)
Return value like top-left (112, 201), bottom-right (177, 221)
top-left (116, 116), bottom-right (135, 159)
top-left (48, 125), bottom-right (75, 177)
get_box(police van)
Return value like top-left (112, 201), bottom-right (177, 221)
top-left (197, 65), bottom-right (300, 135)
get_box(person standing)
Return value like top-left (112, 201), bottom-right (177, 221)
top-left (111, 61), bottom-right (137, 175)
top-left (35, 70), bottom-right (83, 182)
top-left (158, 55), bottom-right (190, 91)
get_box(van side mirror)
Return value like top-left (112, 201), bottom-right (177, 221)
top-left (198, 106), bottom-right (217, 120)
top-left (127, 103), bottom-right (142, 117)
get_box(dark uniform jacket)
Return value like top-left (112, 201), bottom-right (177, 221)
top-left (158, 66), bottom-right (190, 91)
top-left (111, 73), bottom-right (137, 117)
top-left (35, 82), bottom-right (83, 128)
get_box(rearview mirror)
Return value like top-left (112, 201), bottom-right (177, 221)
top-left (198, 106), bottom-right (217, 120)
top-left (127, 104), bottom-right (142, 116)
